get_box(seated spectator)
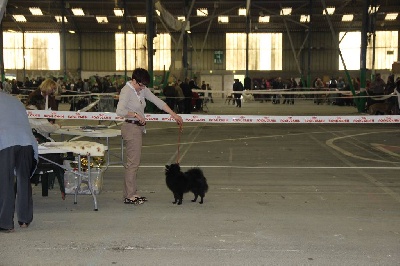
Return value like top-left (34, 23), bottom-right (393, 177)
top-left (366, 73), bottom-right (386, 110)
top-left (26, 95), bottom-right (61, 138)
top-left (26, 78), bottom-right (58, 111)
top-left (314, 77), bottom-right (325, 105)
top-left (385, 74), bottom-right (395, 95)
top-left (192, 92), bottom-right (203, 111)
top-left (394, 77), bottom-right (400, 114)
top-left (175, 81), bottom-right (185, 113)
top-left (11, 79), bottom-right (20, 95)
top-left (91, 82), bottom-right (100, 93)
top-left (2, 79), bottom-right (12, 94)
top-left (163, 83), bottom-right (177, 111)
top-left (26, 93), bottom-right (65, 200)
top-left (368, 73), bottom-right (385, 95)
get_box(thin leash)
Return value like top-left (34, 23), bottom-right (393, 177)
top-left (176, 124), bottom-right (183, 164)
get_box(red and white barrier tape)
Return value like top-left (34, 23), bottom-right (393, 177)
top-left (26, 110), bottom-right (400, 124)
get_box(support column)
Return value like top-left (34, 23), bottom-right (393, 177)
top-left (0, 22), bottom-right (4, 82)
top-left (359, 0), bottom-right (371, 112)
top-left (245, 15), bottom-right (250, 78)
top-left (146, 0), bottom-right (154, 86)
top-left (61, 0), bottom-right (67, 79)
top-left (123, 0), bottom-right (127, 81)
top-left (182, 0), bottom-right (190, 79)
top-left (183, 32), bottom-right (188, 78)
top-left (1, 0), bottom-right (9, 81)
top-left (307, 0), bottom-right (312, 88)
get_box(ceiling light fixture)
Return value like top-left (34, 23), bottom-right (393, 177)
top-left (137, 16), bottom-right (146, 23)
top-left (197, 8), bottom-right (208, 17)
top-left (385, 13), bottom-right (398, 21)
top-left (238, 8), bottom-right (246, 16)
top-left (280, 7), bottom-right (292, 16)
top-left (218, 16), bottom-right (229, 23)
top-left (368, 5), bottom-right (379, 14)
top-left (258, 16), bottom-right (270, 23)
top-left (323, 7), bottom-right (335, 15)
top-left (29, 7), bottom-right (43, 16)
top-left (300, 15), bottom-right (310, 23)
top-left (13, 15), bottom-right (26, 22)
top-left (96, 16), bottom-right (108, 23)
top-left (55, 16), bottom-right (68, 23)
top-left (71, 8), bottom-right (85, 16)
top-left (342, 14), bottom-right (353, 22)
top-left (114, 8), bottom-right (124, 17)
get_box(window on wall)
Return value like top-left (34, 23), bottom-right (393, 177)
top-left (226, 33), bottom-right (282, 70)
top-left (339, 31), bottom-right (398, 70)
top-left (115, 33), bottom-right (171, 71)
top-left (3, 32), bottom-right (60, 70)
top-left (339, 32), bottom-right (361, 70)
top-left (3, 32), bottom-right (24, 69)
top-left (153, 34), bottom-right (172, 70)
top-left (367, 31), bottom-right (398, 70)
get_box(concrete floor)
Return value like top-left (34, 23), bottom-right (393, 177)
top-left (2, 98), bottom-right (400, 265)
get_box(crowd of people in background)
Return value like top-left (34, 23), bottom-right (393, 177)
top-left (251, 76), bottom-right (301, 105)
top-left (163, 77), bottom-right (213, 114)
top-left (0, 75), bottom-right (129, 111)
top-left (0, 75), bottom-right (125, 99)
top-left (1, 73), bottom-right (399, 114)
top-left (0, 75), bottom-right (215, 115)
top-left (244, 74), bottom-right (400, 113)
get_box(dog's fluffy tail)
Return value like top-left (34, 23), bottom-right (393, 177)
top-left (186, 168), bottom-right (209, 192)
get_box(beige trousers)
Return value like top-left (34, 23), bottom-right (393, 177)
top-left (121, 122), bottom-right (143, 199)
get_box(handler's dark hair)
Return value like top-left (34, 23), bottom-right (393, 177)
top-left (132, 68), bottom-right (150, 86)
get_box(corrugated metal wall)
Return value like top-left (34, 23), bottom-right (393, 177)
top-left (282, 31), bottom-right (339, 74)
top-left (170, 32), bottom-right (226, 77)
top-left (187, 33), bottom-right (226, 71)
top-left (14, 31), bottom-right (386, 81)
top-left (65, 33), bottom-right (116, 72)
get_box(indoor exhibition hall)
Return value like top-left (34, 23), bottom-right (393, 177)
top-left (0, 0), bottom-right (400, 265)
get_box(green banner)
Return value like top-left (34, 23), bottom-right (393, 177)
top-left (214, 50), bottom-right (223, 64)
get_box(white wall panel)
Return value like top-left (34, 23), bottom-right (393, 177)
top-left (200, 74), bottom-right (223, 98)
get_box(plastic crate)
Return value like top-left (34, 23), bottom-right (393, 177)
top-left (64, 161), bottom-right (103, 195)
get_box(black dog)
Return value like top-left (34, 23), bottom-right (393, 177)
top-left (165, 163), bottom-right (208, 205)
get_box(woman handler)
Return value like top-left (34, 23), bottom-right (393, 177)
top-left (116, 68), bottom-right (183, 205)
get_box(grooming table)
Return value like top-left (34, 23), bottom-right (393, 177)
top-left (38, 141), bottom-right (106, 211)
top-left (55, 126), bottom-right (123, 169)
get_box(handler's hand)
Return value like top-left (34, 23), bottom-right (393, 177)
top-left (173, 114), bottom-right (183, 126)
top-left (136, 113), bottom-right (146, 126)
